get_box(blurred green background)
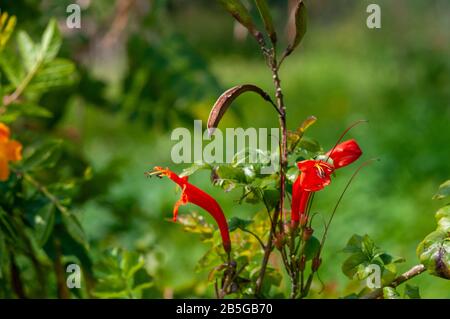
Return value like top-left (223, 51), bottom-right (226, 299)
top-left (1, 0), bottom-right (449, 298)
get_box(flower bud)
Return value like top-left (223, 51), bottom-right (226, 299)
top-left (302, 227), bottom-right (314, 241)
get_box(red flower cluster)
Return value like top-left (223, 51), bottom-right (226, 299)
top-left (291, 139), bottom-right (362, 226)
top-left (152, 167), bottom-right (231, 253)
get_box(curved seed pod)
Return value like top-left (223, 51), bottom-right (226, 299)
top-left (285, 0), bottom-right (307, 57)
top-left (207, 84), bottom-right (276, 136)
top-left (254, 0), bottom-right (277, 45)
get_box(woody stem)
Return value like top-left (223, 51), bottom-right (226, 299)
top-left (255, 48), bottom-right (287, 296)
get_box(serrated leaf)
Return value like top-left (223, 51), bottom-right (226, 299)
top-left (285, 0), bottom-right (307, 56)
top-left (207, 84), bottom-right (274, 135)
top-left (254, 0), bottom-right (276, 44)
top-left (228, 217), bottom-right (253, 232)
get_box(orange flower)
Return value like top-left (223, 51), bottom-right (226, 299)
top-left (0, 123), bottom-right (22, 181)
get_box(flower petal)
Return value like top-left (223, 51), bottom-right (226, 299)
top-left (326, 139), bottom-right (362, 169)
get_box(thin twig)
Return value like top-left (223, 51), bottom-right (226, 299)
top-left (360, 264), bottom-right (427, 299)
top-left (241, 228), bottom-right (266, 251)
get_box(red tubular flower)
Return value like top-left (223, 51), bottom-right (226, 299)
top-left (153, 167), bottom-right (231, 253)
top-left (325, 139), bottom-right (362, 169)
top-left (291, 139), bottom-right (362, 225)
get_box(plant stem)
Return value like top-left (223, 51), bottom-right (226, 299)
top-left (255, 49), bottom-right (288, 296)
top-left (360, 264), bottom-right (427, 299)
top-left (53, 238), bottom-right (70, 299)
top-left (9, 251), bottom-right (26, 299)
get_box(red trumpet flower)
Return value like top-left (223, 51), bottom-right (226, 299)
top-left (152, 167), bottom-right (231, 253)
top-left (291, 139), bottom-right (362, 225)
top-left (326, 139), bottom-right (362, 169)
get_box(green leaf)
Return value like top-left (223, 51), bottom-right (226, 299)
top-left (417, 231), bottom-right (450, 280)
top-left (285, 0), bottom-right (307, 56)
top-left (417, 204), bottom-right (450, 280)
top-left (383, 287), bottom-right (400, 299)
top-left (27, 58), bottom-right (77, 92)
top-left (433, 180), bottom-right (450, 200)
top-left (17, 30), bottom-right (37, 72)
top-left (23, 140), bottom-right (62, 171)
top-left (228, 217), bottom-right (253, 232)
top-left (218, 0), bottom-right (259, 37)
top-left (212, 165), bottom-right (247, 191)
top-left (93, 249), bottom-right (153, 299)
top-left (8, 102), bottom-right (53, 118)
top-left (254, 0), bottom-right (276, 44)
top-left (0, 49), bottom-right (25, 87)
top-left (304, 236), bottom-right (321, 261)
top-left (342, 252), bottom-right (369, 279)
top-left (34, 203), bottom-right (55, 246)
top-left (62, 213), bottom-right (88, 248)
top-left (40, 18), bottom-right (62, 63)
top-left (404, 284), bottom-right (421, 299)
top-left (297, 136), bottom-right (322, 154)
top-left (436, 205), bottom-right (450, 233)
top-left (180, 162), bottom-right (211, 177)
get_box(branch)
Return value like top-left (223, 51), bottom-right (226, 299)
top-left (360, 264), bottom-right (427, 299)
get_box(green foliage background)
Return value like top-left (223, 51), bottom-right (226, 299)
top-left (0, 0), bottom-right (449, 298)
